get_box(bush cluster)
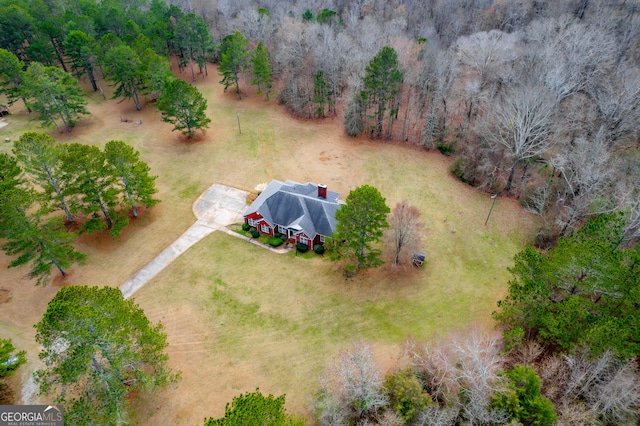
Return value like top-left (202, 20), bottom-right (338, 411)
top-left (250, 229), bottom-right (260, 238)
top-left (242, 223), bottom-right (251, 231)
top-left (296, 242), bottom-right (309, 252)
top-left (268, 237), bottom-right (284, 247)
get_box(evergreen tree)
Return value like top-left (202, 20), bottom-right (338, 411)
top-left (494, 213), bottom-right (640, 357)
top-left (0, 185), bottom-right (84, 285)
top-left (0, 153), bottom-right (23, 196)
top-left (204, 389), bottom-right (304, 426)
top-left (0, 337), bottom-right (26, 404)
top-left (359, 46), bottom-right (403, 138)
top-left (103, 44), bottom-right (145, 110)
top-left (492, 366), bottom-right (557, 426)
top-left (174, 12), bottom-right (212, 81)
top-left (0, 48), bottom-right (30, 112)
top-left (0, 4), bottom-right (35, 60)
top-left (34, 286), bottom-right (178, 424)
top-left (313, 70), bottom-right (330, 117)
top-left (64, 30), bottom-right (101, 93)
top-left (251, 42), bottom-right (272, 100)
top-left (157, 78), bottom-right (211, 138)
top-left (61, 143), bottom-right (124, 235)
top-left (0, 338), bottom-right (26, 379)
top-left (35, 12), bottom-right (69, 73)
top-left (22, 62), bottom-right (89, 132)
top-left (104, 140), bottom-right (159, 217)
top-left (302, 9), bottom-right (314, 22)
top-left (218, 31), bottom-right (249, 99)
top-left (140, 47), bottom-right (172, 100)
top-left (13, 132), bottom-right (74, 222)
top-left (333, 185), bottom-right (390, 272)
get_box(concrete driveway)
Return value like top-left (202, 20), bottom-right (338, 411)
top-left (120, 184), bottom-right (249, 299)
top-left (192, 184), bottom-right (248, 226)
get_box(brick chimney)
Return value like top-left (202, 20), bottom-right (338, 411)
top-left (318, 183), bottom-right (327, 199)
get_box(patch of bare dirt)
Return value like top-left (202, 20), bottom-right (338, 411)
top-left (0, 289), bottom-right (10, 304)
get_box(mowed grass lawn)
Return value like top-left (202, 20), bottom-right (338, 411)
top-left (0, 73), bottom-right (534, 425)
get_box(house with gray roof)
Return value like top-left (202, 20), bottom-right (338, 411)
top-left (243, 180), bottom-right (343, 248)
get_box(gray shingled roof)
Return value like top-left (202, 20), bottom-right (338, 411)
top-left (243, 180), bottom-right (342, 237)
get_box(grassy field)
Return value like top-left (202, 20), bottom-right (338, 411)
top-left (0, 70), bottom-right (535, 424)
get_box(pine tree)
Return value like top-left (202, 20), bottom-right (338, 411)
top-left (103, 44), bottom-right (146, 110)
top-left (34, 286), bottom-right (177, 423)
top-left (13, 132), bottom-right (74, 222)
top-left (218, 32), bottom-right (249, 98)
top-left (174, 13), bottom-right (212, 81)
top-left (104, 140), bottom-right (159, 217)
top-left (0, 188), bottom-right (84, 285)
top-left (61, 144), bottom-right (123, 235)
top-left (251, 42), bottom-right (272, 100)
top-left (359, 46), bottom-right (403, 138)
top-left (313, 70), bottom-right (329, 117)
top-left (157, 78), bottom-right (211, 138)
top-left (0, 48), bottom-right (30, 111)
top-left (333, 185), bottom-right (390, 271)
top-left (64, 30), bottom-right (101, 93)
top-left (22, 62), bottom-right (89, 132)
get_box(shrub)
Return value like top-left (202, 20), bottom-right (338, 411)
top-left (384, 369), bottom-right (433, 423)
top-left (250, 229), bottom-right (260, 238)
top-left (314, 244), bottom-right (325, 254)
top-left (435, 139), bottom-right (455, 155)
top-left (450, 156), bottom-right (472, 184)
top-left (268, 237), bottom-right (284, 247)
top-left (242, 223), bottom-right (251, 231)
top-left (491, 366), bottom-right (557, 426)
top-left (274, 232), bottom-right (282, 239)
top-left (296, 242), bottom-right (309, 252)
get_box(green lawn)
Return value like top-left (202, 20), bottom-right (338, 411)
top-left (0, 77), bottom-right (535, 424)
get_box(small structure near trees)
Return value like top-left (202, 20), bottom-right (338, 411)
top-left (412, 252), bottom-right (426, 267)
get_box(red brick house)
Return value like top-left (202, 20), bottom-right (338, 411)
top-left (243, 180), bottom-right (343, 248)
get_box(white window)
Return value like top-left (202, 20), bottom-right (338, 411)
top-left (278, 225), bottom-right (287, 234)
top-left (261, 224), bottom-right (270, 233)
top-left (319, 235), bottom-right (326, 243)
top-left (299, 235), bottom-right (309, 244)
top-left (248, 219), bottom-right (256, 227)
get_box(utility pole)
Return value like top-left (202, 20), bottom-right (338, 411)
top-left (485, 193), bottom-right (498, 226)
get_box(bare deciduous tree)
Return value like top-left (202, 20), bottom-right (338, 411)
top-left (588, 64), bottom-right (640, 147)
top-left (536, 349), bottom-right (640, 425)
top-left (525, 17), bottom-right (617, 101)
top-left (413, 405), bottom-right (458, 426)
top-left (406, 331), bottom-right (507, 424)
top-left (389, 202), bottom-right (423, 265)
top-left (454, 30), bottom-right (518, 92)
top-left (316, 342), bottom-right (388, 425)
top-left (480, 85), bottom-right (557, 191)
top-left (550, 132), bottom-right (617, 235)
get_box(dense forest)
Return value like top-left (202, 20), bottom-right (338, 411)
top-left (1, 0), bottom-right (639, 244)
top-left (1, 0), bottom-right (639, 424)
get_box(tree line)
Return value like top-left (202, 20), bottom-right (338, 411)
top-left (0, 132), bottom-right (158, 285)
top-left (0, 0), bottom-right (281, 137)
top-left (154, 0), bottom-right (639, 245)
top-left (2, 0), bottom-right (638, 239)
